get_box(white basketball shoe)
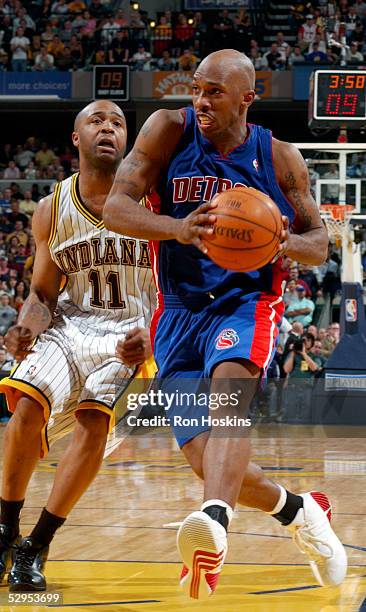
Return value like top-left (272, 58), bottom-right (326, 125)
top-left (177, 511), bottom-right (227, 600)
top-left (286, 491), bottom-right (347, 586)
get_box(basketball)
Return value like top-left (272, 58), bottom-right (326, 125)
top-left (203, 187), bottom-right (283, 272)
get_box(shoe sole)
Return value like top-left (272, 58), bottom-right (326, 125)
top-left (177, 512), bottom-right (225, 600)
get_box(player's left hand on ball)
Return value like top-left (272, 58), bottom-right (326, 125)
top-left (271, 215), bottom-right (290, 262)
top-left (116, 327), bottom-right (152, 366)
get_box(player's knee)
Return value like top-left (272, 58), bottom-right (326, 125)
top-left (11, 397), bottom-right (45, 434)
top-left (75, 409), bottom-right (109, 442)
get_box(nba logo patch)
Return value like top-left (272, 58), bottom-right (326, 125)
top-left (27, 365), bottom-right (37, 376)
top-left (345, 298), bottom-right (357, 322)
top-left (215, 328), bottom-right (239, 350)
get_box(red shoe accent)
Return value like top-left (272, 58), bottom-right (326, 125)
top-left (190, 549), bottom-right (224, 599)
top-left (180, 565), bottom-right (189, 580)
top-left (205, 571), bottom-right (220, 593)
top-left (310, 491), bottom-right (332, 522)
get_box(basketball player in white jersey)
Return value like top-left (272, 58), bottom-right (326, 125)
top-left (0, 100), bottom-right (156, 592)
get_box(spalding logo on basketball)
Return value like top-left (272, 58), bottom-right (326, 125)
top-left (203, 187), bottom-right (282, 273)
top-left (215, 328), bottom-right (240, 350)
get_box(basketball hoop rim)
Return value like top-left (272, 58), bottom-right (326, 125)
top-left (320, 204), bottom-right (354, 221)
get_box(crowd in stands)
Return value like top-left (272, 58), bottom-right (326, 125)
top-left (0, 0), bottom-right (365, 72)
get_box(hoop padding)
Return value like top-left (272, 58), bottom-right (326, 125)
top-left (320, 205), bottom-right (354, 242)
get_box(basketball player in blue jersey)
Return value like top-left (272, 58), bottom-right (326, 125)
top-left (105, 50), bottom-right (347, 598)
top-left (0, 100), bottom-right (155, 592)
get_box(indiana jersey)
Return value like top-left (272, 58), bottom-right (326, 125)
top-left (148, 107), bottom-right (295, 301)
top-left (49, 173), bottom-right (156, 333)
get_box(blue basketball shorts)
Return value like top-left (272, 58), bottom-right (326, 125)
top-left (151, 291), bottom-right (284, 447)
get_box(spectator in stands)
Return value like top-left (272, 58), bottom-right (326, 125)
top-left (276, 31), bottom-right (290, 61)
top-left (3, 161), bottom-right (21, 180)
top-left (6, 220), bottom-right (28, 247)
top-left (131, 44), bottom-right (151, 70)
top-left (89, 0), bottom-right (107, 19)
top-left (47, 34), bottom-right (64, 61)
top-left (232, 13), bottom-right (254, 53)
top-left (81, 10), bottom-right (97, 39)
top-left (14, 145), bottom-right (34, 171)
top-left (93, 49), bottom-right (107, 64)
top-left (307, 324), bottom-right (318, 339)
top-left (34, 44), bottom-right (55, 71)
top-left (285, 285), bottom-right (315, 327)
top-left (0, 15), bottom-right (13, 51)
top-left (349, 22), bottom-right (365, 48)
top-left (157, 49), bottom-right (176, 71)
top-left (298, 14), bottom-right (318, 50)
top-left (68, 0), bottom-right (86, 13)
top-left (0, 256), bottom-right (9, 281)
top-left (69, 35), bottom-right (84, 67)
top-left (177, 48), bottom-right (198, 71)
top-left (212, 9), bottom-right (233, 50)
top-left (299, 263), bottom-right (321, 300)
top-left (288, 46), bottom-right (305, 69)
top-left (24, 161), bottom-right (37, 180)
top-left (312, 338), bottom-right (327, 367)
top-left (10, 26), bottom-right (30, 71)
top-left (0, 293), bottom-right (17, 335)
top-left (347, 41), bottom-right (364, 62)
top-left (51, 0), bottom-right (69, 16)
top-left (13, 8), bottom-right (36, 35)
top-left (0, 49), bottom-right (8, 71)
top-left (323, 163), bottom-right (339, 203)
top-left (249, 47), bottom-right (267, 69)
top-left (102, 14), bottom-right (120, 45)
top-left (60, 20), bottom-right (73, 44)
top-left (115, 9), bottom-right (128, 27)
top-left (0, 346), bottom-right (14, 372)
top-left (305, 41), bottom-right (327, 62)
top-left (0, 145), bottom-right (13, 169)
top-left (35, 142), bottom-right (56, 169)
top-left (41, 23), bottom-right (55, 44)
top-left (284, 279), bottom-right (299, 308)
top-left (283, 332), bottom-right (321, 421)
top-left (109, 29), bottom-right (129, 64)
top-left (19, 191), bottom-right (37, 216)
top-left (71, 12), bottom-right (88, 33)
top-left (57, 46), bottom-right (75, 71)
top-left (289, 265), bottom-right (311, 295)
top-left (6, 200), bottom-right (29, 229)
top-left (193, 11), bottom-right (207, 39)
top-left (264, 43), bottom-right (286, 70)
top-left (354, 0), bottom-right (366, 18)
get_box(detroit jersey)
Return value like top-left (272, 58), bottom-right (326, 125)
top-left (149, 107), bottom-right (295, 301)
top-left (49, 173), bottom-right (155, 333)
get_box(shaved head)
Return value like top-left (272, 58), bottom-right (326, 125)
top-left (74, 100), bottom-right (124, 131)
top-left (195, 49), bottom-right (255, 90)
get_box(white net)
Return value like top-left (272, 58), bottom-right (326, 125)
top-left (320, 205), bottom-right (354, 245)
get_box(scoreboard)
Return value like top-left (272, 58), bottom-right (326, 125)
top-left (308, 70), bottom-right (366, 129)
top-left (93, 66), bottom-right (130, 101)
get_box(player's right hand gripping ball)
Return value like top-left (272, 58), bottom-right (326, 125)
top-left (202, 187), bottom-right (282, 272)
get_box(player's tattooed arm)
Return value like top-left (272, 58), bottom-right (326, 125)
top-left (103, 110), bottom-right (216, 249)
top-left (273, 139), bottom-right (328, 265)
top-left (5, 195), bottom-right (62, 360)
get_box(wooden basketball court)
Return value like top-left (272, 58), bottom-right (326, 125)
top-left (0, 424), bottom-right (365, 611)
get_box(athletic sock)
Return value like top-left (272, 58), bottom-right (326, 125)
top-left (30, 508), bottom-right (66, 548)
top-left (201, 499), bottom-right (233, 532)
top-left (0, 498), bottom-right (24, 536)
top-left (269, 486), bottom-right (304, 526)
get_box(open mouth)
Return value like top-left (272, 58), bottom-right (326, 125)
top-left (97, 138), bottom-right (115, 152)
top-left (196, 114), bottom-right (214, 129)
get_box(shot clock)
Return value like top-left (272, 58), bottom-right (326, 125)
top-left (308, 70), bottom-right (366, 129)
top-left (93, 65), bottom-right (130, 101)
